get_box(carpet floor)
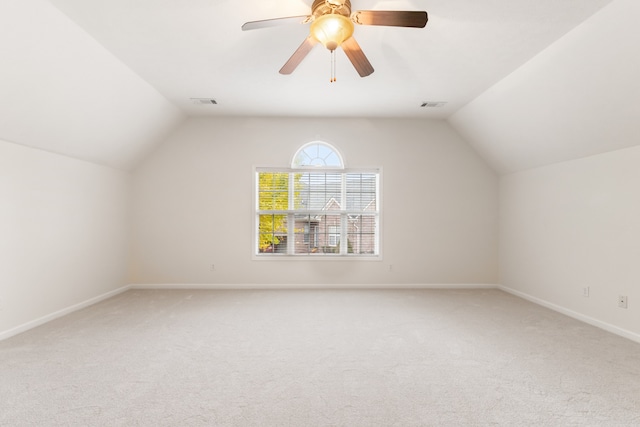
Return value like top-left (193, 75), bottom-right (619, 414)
top-left (1, 288), bottom-right (639, 426)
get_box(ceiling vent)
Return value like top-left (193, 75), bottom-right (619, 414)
top-left (420, 101), bottom-right (447, 108)
top-left (190, 98), bottom-right (218, 105)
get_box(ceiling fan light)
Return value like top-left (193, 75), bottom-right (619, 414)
top-left (310, 14), bottom-right (354, 51)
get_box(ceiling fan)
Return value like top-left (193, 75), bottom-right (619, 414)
top-left (242, 0), bottom-right (428, 80)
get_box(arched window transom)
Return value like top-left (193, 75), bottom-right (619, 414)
top-left (292, 142), bottom-right (344, 168)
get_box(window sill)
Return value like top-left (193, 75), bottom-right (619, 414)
top-left (252, 254), bottom-right (382, 261)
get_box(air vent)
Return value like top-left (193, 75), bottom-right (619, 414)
top-left (420, 101), bottom-right (447, 108)
top-left (190, 98), bottom-right (218, 105)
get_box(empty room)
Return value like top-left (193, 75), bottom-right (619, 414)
top-left (1, 0), bottom-right (639, 425)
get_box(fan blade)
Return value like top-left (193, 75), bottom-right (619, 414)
top-left (280, 37), bottom-right (318, 75)
top-left (352, 10), bottom-right (428, 28)
top-left (242, 15), bottom-right (311, 31)
top-left (341, 37), bottom-right (374, 77)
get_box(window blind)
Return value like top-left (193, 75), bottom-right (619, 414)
top-left (256, 168), bottom-right (380, 256)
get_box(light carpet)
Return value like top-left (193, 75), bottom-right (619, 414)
top-left (1, 288), bottom-right (639, 426)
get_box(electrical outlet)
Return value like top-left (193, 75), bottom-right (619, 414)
top-left (583, 287), bottom-right (590, 297)
top-left (210, 264), bottom-right (216, 271)
top-left (618, 295), bottom-right (628, 309)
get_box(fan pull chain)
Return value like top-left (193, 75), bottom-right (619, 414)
top-left (330, 49), bottom-right (337, 83)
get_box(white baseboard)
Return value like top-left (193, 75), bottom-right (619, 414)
top-left (6, 283), bottom-right (636, 346)
top-left (0, 283), bottom-right (498, 341)
top-left (498, 285), bottom-right (640, 345)
top-left (129, 283), bottom-right (500, 290)
top-left (0, 285), bottom-right (131, 341)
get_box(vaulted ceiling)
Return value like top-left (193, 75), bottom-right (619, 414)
top-left (2, 0), bottom-right (638, 173)
top-left (451, 0), bottom-right (640, 173)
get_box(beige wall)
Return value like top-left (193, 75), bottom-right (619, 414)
top-left (0, 140), bottom-right (130, 336)
top-left (500, 145), bottom-right (640, 338)
top-left (4, 114), bottom-right (639, 342)
top-left (130, 117), bottom-right (499, 286)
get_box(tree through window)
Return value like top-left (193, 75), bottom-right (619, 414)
top-left (256, 142), bottom-right (380, 257)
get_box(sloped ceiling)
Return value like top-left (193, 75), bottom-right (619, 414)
top-left (2, 0), bottom-right (634, 173)
top-left (0, 0), bottom-right (184, 171)
top-left (47, 0), bottom-right (613, 120)
top-left (449, 0), bottom-right (640, 174)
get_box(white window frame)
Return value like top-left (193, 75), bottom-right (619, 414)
top-left (292, 141), bottom-right (345, 168)
top-left (253, 166), bottom-right (381, 259)
top-left (254, 141), bottom-right (381, 259)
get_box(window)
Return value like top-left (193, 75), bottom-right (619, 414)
top-left (255, 142), bottom-right (380, 257)
top-left (293, 141), bottom-right (343, 167)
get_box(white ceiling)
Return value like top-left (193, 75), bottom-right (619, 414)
top-left (451, 0), bottom-right (640, 174)
top-left (4, 0), bottom-right (637, 173)
top-left (0, 0), bottom-right (184, 171)
top-left (47, 0), bottom-right (613, 119)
